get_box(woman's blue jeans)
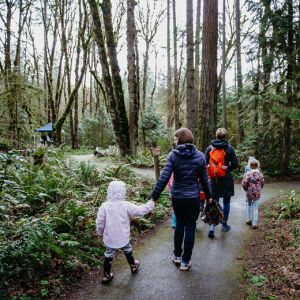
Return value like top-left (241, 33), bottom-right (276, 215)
top-left (215, 196), bottom-right (231, 223)
top-left (208, 196), bottom-right (231, 233)
top-left (172, 197), bottom-right (200, 263)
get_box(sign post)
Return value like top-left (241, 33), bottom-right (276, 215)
top-left (151, 142), bottom-right (160, 181)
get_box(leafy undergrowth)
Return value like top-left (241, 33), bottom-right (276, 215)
top-left (244, 191), bottom-right (300, 300)
top-left (0, 149), bottom-right (170, 299)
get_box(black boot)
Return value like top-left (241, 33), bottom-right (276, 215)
top-left (125, 252), bottom-right (135, 265)
top-left (102, 257), bottom-right (113, 284)
top-left (125, 252), bottom-right (140, 273)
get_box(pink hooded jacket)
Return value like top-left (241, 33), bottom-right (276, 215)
top-left (96, 180), bottom-right (155, 248)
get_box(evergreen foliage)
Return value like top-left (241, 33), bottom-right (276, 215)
top-left (0, 149), bottom-right (169, 298)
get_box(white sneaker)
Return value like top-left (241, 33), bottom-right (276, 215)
top-left (179, 261), bottom-right (191, 271)
top-left (172, 255), bottom-right (181, 264)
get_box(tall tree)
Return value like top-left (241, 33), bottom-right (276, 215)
top-left (221, 0), bottom-right (227, 128)
top-left (173, 0), bottom-right (180, 128)
top-left (194, 0), bottom-right (202, 123)
top-left (186, 0), bottom-right (196, 135)
top-left (88, 0), bottom-right (131, 156)
top-left (281, 0), bottom-right (294, 175)
top-left (259, 0), bottom-right (274, 133)
top-left (235, 0), bottom-right (244, 143)
top-left (127, 0), bottom-right (139, 154)
top-left (197, 0), bottom-right (218, 150)
top-left (167, 0), bottom-right (173, 128)
top-left (101, 0), bottom-right (131, 155)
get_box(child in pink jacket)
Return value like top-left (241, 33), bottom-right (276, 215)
top-left (96, 180), bottom-right (155, 283)
top-left (242, 159), bottom-right (264, 229)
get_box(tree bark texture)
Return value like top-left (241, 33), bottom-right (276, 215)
top-left (194, 0), bottom-right (201, 126)
top-left (281, 0), bottom-right (294, 175)
top-left (167, 0), bottom-right (173, 128)
top-left (221, 0), bottom-right (227, 129)
top-left (186, 0), bottom-right (196, 135)
top-left (88, 0), bottom-right (131, 156)
top-left (101, 0), bottom-right (131, 156)
top-left (127, 0), bottom-right (139, 154)
top-left (173, 0), bottom-right (180, 128)
top-left (197, 0), bottom-right (218, 151)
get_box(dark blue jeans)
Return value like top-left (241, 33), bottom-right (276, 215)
top-left (172, 197), bottom-right (200, 263)
top-left (214, 196), bottom-right (231, 223)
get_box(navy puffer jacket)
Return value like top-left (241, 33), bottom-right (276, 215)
top-left (151, 144), bottom-right (212, 200)
top-left (205, 139), bottom-right (238, 198)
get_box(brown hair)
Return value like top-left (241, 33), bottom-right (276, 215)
top-left (174, 128), bottom-right (194, 145)
top-left (216, 128), bottom-right (227, 139)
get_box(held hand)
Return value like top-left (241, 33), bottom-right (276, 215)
top-left (151, 199), bottom-right (157, 206)
top-left (221, 165), bottom-right (228, 170)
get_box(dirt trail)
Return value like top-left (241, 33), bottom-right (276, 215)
top-left (66, 155), bottom-right (299, 300)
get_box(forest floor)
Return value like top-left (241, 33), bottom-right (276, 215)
top-left (243, 194), bottom-right (300, 299)
top-left (63, 154), bottom-right (300, 300)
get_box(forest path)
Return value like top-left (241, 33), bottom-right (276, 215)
top-left (67, 154), bottom-right (299, 300)
top-left (69, 154), bottom-right (156, 179)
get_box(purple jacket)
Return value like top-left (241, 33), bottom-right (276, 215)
top-left (242, 169), bottom-right (264, 201)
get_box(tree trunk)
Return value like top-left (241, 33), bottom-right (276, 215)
top-left (135, 31), bottom-right (140, 121)
top-left (252, 47), bottom-right (261, 127)
top-left (195, 0), bottom-right (202, 127)
top-left (88, 0), bottom-right (131, 156)
top-left (141, 42), bottom-right (149, 112)
top-left (4, 1), bottom-right (12, 75)
top-left (235, 0), bottom-right (244, 144)
top-left (43, 0), bottom-right (50, 121)
top-left (281, 0), bottom-right (294, 175)
top-left (14, 0), bottom-right (31, 70)
top-left (197, 0), bottom-right (218, 151)
top-left (260, 0), bottom-right (274, 131)
top-left (186, 0), bottom-right (196, 135)
top-left (150, 50), bottom-right (158, 106)
top-left (101, 0), bottom-right (131, 155)
top-left (167, 0), bottom-right (173, 128)
top-left (71, 0), bottom-right (84, 149)
top-left (127, 0), bottom-right (139, 154)
top-left (221, 0), bottom-right (227, 129)
top-left (173, 0), bottom-right (180, 129)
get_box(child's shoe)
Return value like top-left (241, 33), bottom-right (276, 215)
top-left (130, 260), bottom-right (140, 273)
top-left (208, 229), bottom-right (215, 239)
top-left (179, 261), bottom-right (191, 271)
top-left (208, 224), bottom-right (215, 239)
top-left (246, 220), bottom-right (252, 226)
top-left (172, 255), bottom-right (181, 265)
top-left (102, 272), bottom-right (114, 284)
top-left (252, 225), bottom-right (258, 229)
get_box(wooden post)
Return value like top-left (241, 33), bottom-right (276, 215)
top-left (151, 141), bottom-right (160, 181)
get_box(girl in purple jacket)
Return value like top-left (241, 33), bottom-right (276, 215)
top-left (242, 159), bottom-right (264, 229)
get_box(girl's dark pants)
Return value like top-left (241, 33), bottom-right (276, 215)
top-left (172, 197), bottom-right (200, 264)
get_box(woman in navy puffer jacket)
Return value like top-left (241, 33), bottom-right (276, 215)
top-left (150, 128), bottom-right (212, 271)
